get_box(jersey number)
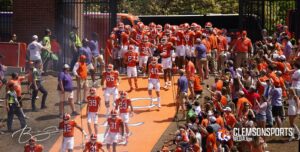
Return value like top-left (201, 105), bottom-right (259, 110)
top-left (89, 100), bottom-right (97, 107)
top-left (64, 124), bottom-right (71, 133)
top-left (106, 76), bottom-right (115, 82)
top-left (119, 102), bottom-right (127, 109)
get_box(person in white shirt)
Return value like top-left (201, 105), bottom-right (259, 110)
top-left (291, 61), bottom-right (300, 96)
top-left (27, 35), bottom-right (45, 67)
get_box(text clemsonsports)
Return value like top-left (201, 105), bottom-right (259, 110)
top-left (233, 128), bottom-right (294, 137)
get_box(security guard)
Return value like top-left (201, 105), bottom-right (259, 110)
top-left (6, 83), bottom-right (26, 132)
top-left (70, 26), bottom-right (82, 69)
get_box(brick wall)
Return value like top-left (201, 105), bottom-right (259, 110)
top-left (12, 0), bottom-right (57, 43)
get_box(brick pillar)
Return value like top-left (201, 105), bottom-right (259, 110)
top-left (13, 0), bottom-right (56, 43)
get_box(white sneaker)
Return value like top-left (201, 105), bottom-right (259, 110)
top-left (297, 135), bottom-right (300, 141)
top-left (164, 84), bottom-right (168, 89)
top-left (157, 103), bottom-right (161, 108)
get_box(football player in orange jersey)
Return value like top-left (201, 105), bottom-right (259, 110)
top-left (115, 91), bottom-right (133, 136)
top-left (101, 64), bottom-right (120, 116)
top-left (138, 35), bottom-right (153, 77)
top-left (86, 87), bottom-right (101, 135)
top-left (148, 57), bottom-right (163, 107)
top-left (59, 113), bottom-right (87, 152)
top-left (104, 110), bottom-right (125, 152)
top-left (24, 137), bottom-right (44, 152)
top-left (160, 36), bottom-right (175, 89)
top-left (83, 134), bottom-right (104, 152)
top-left (123, 45), bottom-right (139, 91)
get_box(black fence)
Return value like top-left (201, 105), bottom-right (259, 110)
top-left (0, 0), bottom-right (13, 42)
top-left (56, 0), bottom-right (117, 64)
top-left (239, 0), bottom-right (296, 41)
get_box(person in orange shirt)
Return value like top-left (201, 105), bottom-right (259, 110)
top-left (208, 30), bottom-right (218, 74)
top-left (175, 28), bottom-right (186, 69)
top-left (101, 64), bottom-right (120, 116)
top-left (59, 113), bottom-right (86, 152)
top-left (185, 57), bottom-right (196, 99)
top-left (223, 107), bottom-right (237, 128)
top-left (115, 91), bottom-right (133, 137)
top-left (24, 137), bottom-right (44, 152)
top-left (214, 110), bottom-right (225, 128)
top-left (73, 55), bottom-right (88, 104)
top-left (194, 75), bottom-right (203, 98)
top-left (217, 30), bottom-right (228, 73)
top-left (86, 88), bottom-right (101, 135)
top-left (7, 72), bottom-right (27, 118)
top-left (148, 57), bottom-right (163, 107)
top-left (206, 126), bottom-right (218, 152)
top-left (232, 30), bottom-right (253, 68)
top-left (123, 45), bottom-right (139, 91)
top-left (83, 134), bottom-right (104, 152)
top-left (104, 110), bottom-right (125, 152)
top-left (236, 91), bottom-right (252, 115)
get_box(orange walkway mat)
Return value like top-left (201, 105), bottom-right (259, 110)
top-left (49, 76), bottom-right (178, 152)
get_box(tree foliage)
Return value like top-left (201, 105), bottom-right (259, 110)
top-left (118, 0), bottom-right (239, 15)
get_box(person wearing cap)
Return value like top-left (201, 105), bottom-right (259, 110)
top-left (104, 110), bottom-right (124, 152)
top-left (41, 28), bottom-right (53, 73)
top-left (27, 35), bottom-right (46, 67)
top-left (31, 62), bottom-right (48, 111)
top-left (69, 26), bottom-right (82, 69)
top-left (83, 134), bottom-right (104, 152)
top-left (208, 116), bottom-right (221, 133)
top-left (73, 54), bottom-right (88, 104)
top-left (90, 32), bottom-right (105, 79)
top-left (195, 38), bottom-right (208, 82)
top-left (57, 64), bottom-right (78, 117)
top-left (231, 30), bottom-right (253, 68)
top-left (24, 137), bottom-right (44, 152)
top-left (223, 107), bottom-right (237, 128)
top-left (59, 113), bottom-right (86, 152)
top-left (79, 38), bottom-right (96, 86)
top-left (9, 33), bottom-right (17, 43)
top-left (236, 90), bottom-right (252, 116)
top-left (176, 69), bottom-right (188, 120)
top-left (5, 83), bottom-right (26, 132)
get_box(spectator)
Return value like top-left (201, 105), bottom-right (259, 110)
top-left (57, 64), bottom-right (79, 117)
top-left (73, 55), bottom-right (88, 104)
top-left (291, 61), bottom-right (300, 96)
top-left (269, 80), bottom-right (283, 128)
top-left (206, 125), bottom-right (217, 152)
top-left (90, 32), bottom-right (104, 79)
top-left (27, 35), bottom-right (45, 68)
top-left (9, 33), bottom-right (17, 43)
top-left (31, 62), bottom-right (48, 111)
top-left (232, 30), bottom-right (253, 68)
top-left (176, 69), bottom-right (188, 120)
top-left (287, 88), bottom-right (300, 141)
top-left (0, 55), bottom-right (7, 96)
top-left (42, 28), bottom-right (54, 73)
top-left (185, 57), bottom-right (196, 99)
top-left (195, 38), bottom-right (208, 81)
top-left (79, 38), bottom-right (96, 86)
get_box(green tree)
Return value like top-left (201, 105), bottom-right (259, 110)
top-left (118, 0), bottom-right (239, 15)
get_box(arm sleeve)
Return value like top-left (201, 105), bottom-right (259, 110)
top-left (72, 63), bottom-right (79, 76)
